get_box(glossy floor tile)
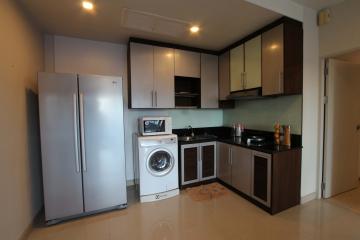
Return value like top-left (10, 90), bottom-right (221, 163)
top-left (28, 186), bottom-right (360, 240)
top-left (328, 185), bottom-right (360, 214)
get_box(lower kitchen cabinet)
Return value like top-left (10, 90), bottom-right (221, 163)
top-left (232, 146), bottom-right (252, 196)
top-left (181, 142), bottom-right (216, 186)
top-left (251, 151), bottom-right (271, 207)
top-left (216, 141), bottom-right (301, 214)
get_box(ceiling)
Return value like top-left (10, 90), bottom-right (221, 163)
top-left (291, 0), bottom-right (345, 10)
top-left (18, 0), bottom-right (281, 51)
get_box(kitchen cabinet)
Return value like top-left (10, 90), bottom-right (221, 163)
top-left (217, 142), bottom-right (252, 195)
top-left (251, 151), bottom-right (271, 207)
top-left (262, 20), bottom-right (303, 96)
top-left (201, 53), bottom-right (219, 108)
top-left (244, 36), bottom-right (262, 89)
top-left (129, 42), bottom-right (175, 108)
top-left (181, 142), bottom-right (216, 186)
top-left (217, 142), bottom-right (232, 185)
top-left (232, 146), bottom-right (252, 196)
top-left (175, 49), bottom-right (200, 78)
top-left (219, 51), bottom-right (230, 100)
top-left (230, 44), bottom-right (244, 92)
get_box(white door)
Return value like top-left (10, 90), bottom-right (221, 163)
top-left (323, 59), bottom-right (360, 198)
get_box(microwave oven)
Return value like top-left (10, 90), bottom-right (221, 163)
top-left (139, 117), bottom-right (172, 136)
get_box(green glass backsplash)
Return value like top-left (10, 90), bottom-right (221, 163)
top-left (169, 109), bottom-right (223, 129)
top-left (223, 95), bottom-right (303, 134)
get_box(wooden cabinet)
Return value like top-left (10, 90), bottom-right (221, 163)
top-left (175, 49), bottom-right (200, 78)
top-left (181, 142), bottom-right (216, 186)
top-left (217, 142), bottom-right (232, 185)
top-left (129, 43), bottom-right (175, 108)
top-left (232, 146), bottom-right (252, 196)
top-left (129, 42), bottom-right (154, 108)
top-left (244, 36), bottom-right (262, 89)
top-left (201, 53), bottom-right (219, 108)
top-left (219, 51), bottom-right (230, 100)
top-left (154, 46), bottom-right (175, 108)
top-left (262, 20), bottom-right (303, 96)
top-left (251, 151), bottom-right (271, 207)
top-left (230, 44), bottom-right (244, 92)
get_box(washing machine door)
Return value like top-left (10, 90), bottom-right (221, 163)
top-left (147, 148), bottom-right (175, 177)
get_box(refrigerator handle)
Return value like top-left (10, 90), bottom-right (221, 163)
top-left (79, 93), bottom-right (87, 172)
top-left (73, 94), bottom-right (80, 173)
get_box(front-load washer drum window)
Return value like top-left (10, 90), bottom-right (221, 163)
top-left (147, 149), bottom-right (174, 176)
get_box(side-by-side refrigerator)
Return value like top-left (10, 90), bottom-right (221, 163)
top-left (38, 72), bottom-right (127, 224)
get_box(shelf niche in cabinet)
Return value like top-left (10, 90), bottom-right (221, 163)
top-left (175, 76), bottom-right (201, 108)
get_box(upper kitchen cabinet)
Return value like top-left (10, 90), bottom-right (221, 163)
top-left (262, 20), bottom-right (303, 96)
top-left (230, 44), bottom-right (244, 92)
top-left (154, 46), bottom-right (175, 108)
top-left (129, 42), bottom-right (175, 108)
top-left (201, 53), bottom-right (219, 108)
top-left (174, 49), bottom-right (200, 78)
top-left (219, 51), bottom-right (230, 100)
top-left (244, 35), bottom-right (261, 89)
top-left (129, 42), bottom-right (154, 108)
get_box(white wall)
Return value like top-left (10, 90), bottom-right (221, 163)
top-left (319, 0), bottom-right (360, 57)
top-left (44, 35), bottom-right (223, 182)
top-left (0, 1), bottom-right (44, 239)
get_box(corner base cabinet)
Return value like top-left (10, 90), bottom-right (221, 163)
top-left (217, 142), bottom-right (301, 214)
top-left (181, 142), bottom-right (216, 187)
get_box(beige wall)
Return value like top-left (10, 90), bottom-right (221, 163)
top-left (44, 35), bottom-right (223, 182)
top-left (0, 1), bottom-right (44, 240)
top-left (319, 0), bottom-right (360, 57)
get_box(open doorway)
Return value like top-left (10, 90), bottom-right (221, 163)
top-left (322, 50), bottom-right (360, 213)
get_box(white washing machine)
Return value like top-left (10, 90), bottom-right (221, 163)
top-left (134, 134), bottom-right (179, 202)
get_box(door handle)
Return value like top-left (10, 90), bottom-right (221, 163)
top-left (73, 94), bottom-right (80, 173)
top-left (151, 90), bottom-right (154, 107)
top-left (279, 71), bottom-right (284, 93)
top-left (79, 93), bottom-right (87, 172)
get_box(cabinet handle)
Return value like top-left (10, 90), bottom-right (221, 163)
top-left (151, 90), bottom-right (154, 107)
top-left (244, 72), bottom-right (247, 89)
top-left (155, 91), bottom-right (158, 107)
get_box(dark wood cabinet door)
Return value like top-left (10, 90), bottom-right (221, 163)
top-left (201, 144), bottom-right (215, 179)
top-left (182, 146), bottom-right (199, 183)
top-left (252, 152), bottom-right (271, 207)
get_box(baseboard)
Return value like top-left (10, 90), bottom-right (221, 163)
top-left (19, 208), bottom-right (43, 240)
top-left (301, 192), bottom-right (317, 204)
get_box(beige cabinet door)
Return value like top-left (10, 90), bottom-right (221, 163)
top-left (231, 146), bottom-right (252, 196)
top-left (130, 42), bottom-right (154, 108)
top-left (201, 53), bottom-right (219, 108)
top-left (174, 49), bottom-right (200, 78)
top-left (244, 36), bottom-right (262, 89)
top-left (230, 44), bottom-right (244, 92)
top-left (154, 46), bottom-right (175, 108)
top-left (217, 142), bottom-right (232, 185)
top-left (262, 24), bottom-right (284, 96)
top-left (219, 51), bottom-right (230, 100)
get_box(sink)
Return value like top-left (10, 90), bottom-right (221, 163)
top-left (178, 134), bottom-right (217, 142)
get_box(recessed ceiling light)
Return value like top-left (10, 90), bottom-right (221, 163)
top-left (82, 1), bottom-right (94, 10)
top-left (190, 25), bottom-right (200, 33)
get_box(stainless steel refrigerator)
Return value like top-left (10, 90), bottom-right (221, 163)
top-left (38, 72), bottom-right (127, 224)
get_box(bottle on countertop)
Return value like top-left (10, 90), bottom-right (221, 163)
top-left (274, 122), bottom-right (281, 145)
top-left (282, 125), bottom-right (291, 147)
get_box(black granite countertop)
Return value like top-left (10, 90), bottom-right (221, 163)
top-left (173, 127), bottom-right (302, 154)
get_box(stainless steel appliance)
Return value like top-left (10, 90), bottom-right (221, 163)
top-left (38, 72), bottom-right (127, 224)
top-left (138, 116), bottom-right (172, 136)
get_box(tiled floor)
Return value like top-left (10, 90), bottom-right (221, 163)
top-left (28, 186), bottom-right (360, 240)
top-left (328, 186), bottom-right (360, 214)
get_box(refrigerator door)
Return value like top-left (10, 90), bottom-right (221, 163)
top-left (79, 75), bottom-right (127, 212)
top-left (38, 72), bottom-right (84, 221)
